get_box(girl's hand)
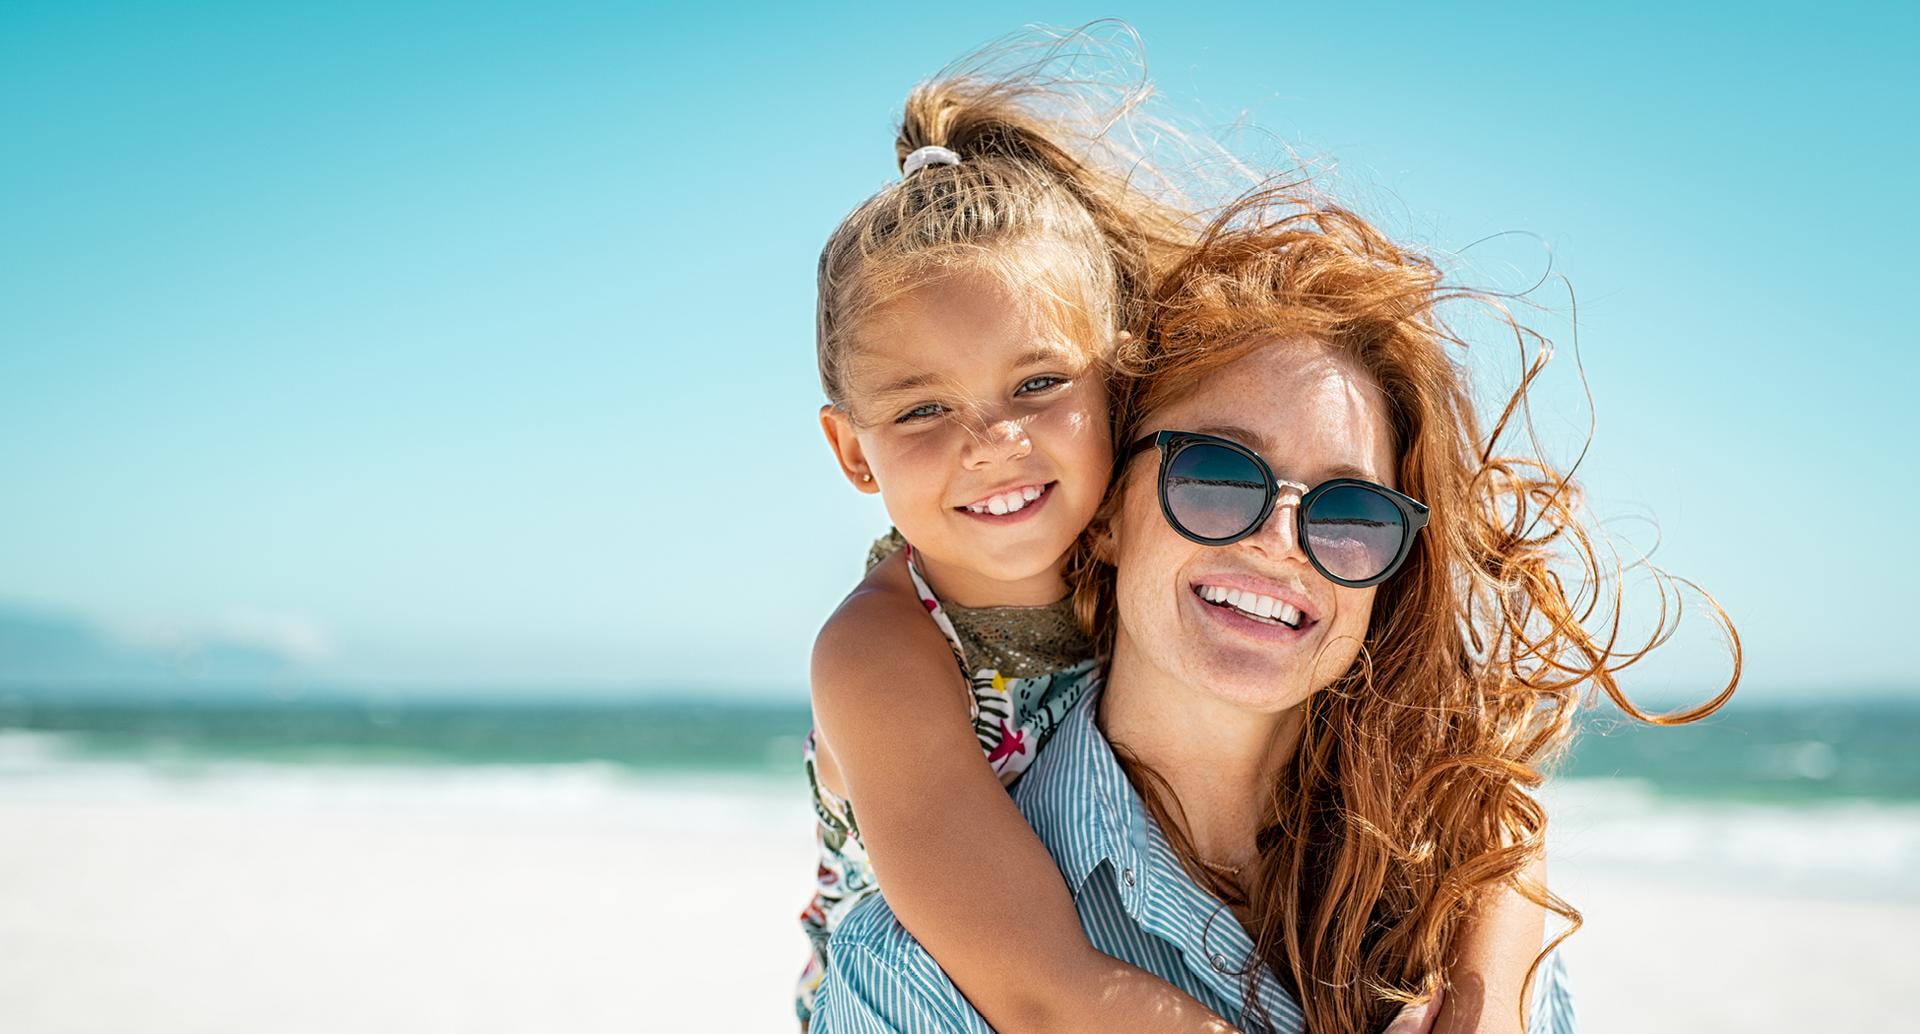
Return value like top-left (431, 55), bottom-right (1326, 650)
top-left (1383, 986), bottom-right (1445, 1034)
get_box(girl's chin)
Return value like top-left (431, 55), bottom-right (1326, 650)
top-left (912, 535), bottom-right (1075, 597)
top-left (944, 527), bottom-right (1078, 573)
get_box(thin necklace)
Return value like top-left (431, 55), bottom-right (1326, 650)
top-left (1197, 857), bottom-right (1246, 877)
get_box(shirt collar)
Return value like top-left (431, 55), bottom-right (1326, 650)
top-left (1015, 684), bottom-right (1305, 1033)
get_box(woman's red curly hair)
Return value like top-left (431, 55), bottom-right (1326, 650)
top-left (1069, 184), bottom-right (1741, 1033)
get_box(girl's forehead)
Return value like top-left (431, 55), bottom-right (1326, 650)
top-left (845, 269), bottom-right (1100, 390)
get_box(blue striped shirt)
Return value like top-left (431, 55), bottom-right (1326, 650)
top-left (814, 687), bottom-right (1575, 1033)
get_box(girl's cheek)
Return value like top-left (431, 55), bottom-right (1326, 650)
top-left (871, 426), bottom-right (960, 495)
top-left (1050, 404), bottom-right (1115, 477)
top-left (896, 423), bottom-right (963, 464)
top-left (1033, 392), bottom-right (1108, 443)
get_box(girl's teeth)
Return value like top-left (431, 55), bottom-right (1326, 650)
top-left (969, 486), bottom-right (1045, 516)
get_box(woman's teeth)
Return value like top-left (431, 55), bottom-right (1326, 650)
top-left (1196, 584), bottom-right (1302, 628)
top-left (965, 484), bottom-right (1045, 515)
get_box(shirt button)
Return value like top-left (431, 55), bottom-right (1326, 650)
top-left (1209, 952), bottom-right (1229, 970)
top-left (1121, 867), bottom-right (1136, 887)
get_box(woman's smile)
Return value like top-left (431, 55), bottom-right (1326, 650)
top-left (1189, 572), bottom-right (1319, 636)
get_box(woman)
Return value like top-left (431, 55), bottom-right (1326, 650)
top-left (814, 185), bottom-right (1737, 1034)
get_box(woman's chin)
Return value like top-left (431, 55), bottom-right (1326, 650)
top-left (1203, 664), bottom-right (1315, 713)
top-left (1169, 641), bottom-right (1313, 711)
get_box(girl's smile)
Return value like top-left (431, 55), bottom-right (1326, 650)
top-left (956, 480), bottom-right (1055, 520)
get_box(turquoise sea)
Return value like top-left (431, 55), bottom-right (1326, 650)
top-left (3, 686), bottom-right (1916, 902)
top-left (1, 687), bottom-right (1914, 799)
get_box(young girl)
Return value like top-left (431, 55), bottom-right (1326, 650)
top-left (791, 64), bottom-right (1230, 1032)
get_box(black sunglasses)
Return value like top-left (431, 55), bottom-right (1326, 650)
top-left (1127, 430), bottom-right (1430, 588)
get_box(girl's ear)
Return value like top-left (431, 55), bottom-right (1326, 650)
top-left (819, 404), bottom-right (881, 495)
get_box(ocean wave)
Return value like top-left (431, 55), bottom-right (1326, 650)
top-left (6, 729), bottom-right (1915, 899)
top-left (1546, 777), bottom-right (1920, 901)
top-left (0, 728), bottom-right (807, 832)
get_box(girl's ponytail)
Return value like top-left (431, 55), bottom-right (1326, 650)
top-left (816, 31), bottom-right (1189, 412)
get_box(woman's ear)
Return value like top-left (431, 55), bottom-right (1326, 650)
top-left (819, 404), bottom-right (880, 495)
top-left (1089, 473), bottom-right (1136, 564)
top-left (1090, 520), bottom-right (1117, 564)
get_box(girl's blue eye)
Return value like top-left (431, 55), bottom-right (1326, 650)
top-left (1017, 375), bottom-right (1067, 395)
top-left (896, 402), bottom-right (945, 424)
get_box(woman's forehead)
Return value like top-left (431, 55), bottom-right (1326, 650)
top-left (1154, 340), bottom-right (1396, 483)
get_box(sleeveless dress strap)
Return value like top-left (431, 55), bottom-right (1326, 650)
top-left (901, 543), bottom-right (973, 684)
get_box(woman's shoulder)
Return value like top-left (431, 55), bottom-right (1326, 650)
top-left (816, 889), bottom-right (984, 1030)
top-left (825, 887), bottom-right (915, 956)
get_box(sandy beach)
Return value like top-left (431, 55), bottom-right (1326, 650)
top-left (0, 775), bottom-right (1910, 1033)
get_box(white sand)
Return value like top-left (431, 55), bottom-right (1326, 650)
top-left (0, 787), bottom-right (821, 1033)
top-left (1551, 869), bottom-right (1911, 1033)
top-left (0, 783), bottom-right (1910, 1033)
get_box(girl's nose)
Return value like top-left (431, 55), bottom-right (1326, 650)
top-left (963, 418), bottom-right (1032, 468)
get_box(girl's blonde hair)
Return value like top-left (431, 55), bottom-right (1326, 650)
top-left (1075, 183), bottom-right (1741, 1033)
top-left (815, 31), bottom-right (1191, 416)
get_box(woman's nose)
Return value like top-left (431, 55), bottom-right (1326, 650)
top-left (1245, 490), bottom-right (1307, 558)
top-left (962, 418), bottom-right (1032, 468)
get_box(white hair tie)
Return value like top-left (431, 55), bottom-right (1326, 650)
top-left (901, 145), bottom-right (962, 177)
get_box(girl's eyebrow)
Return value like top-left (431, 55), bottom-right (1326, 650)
top-left (872, 371), bottom-right (942, 397)
top-left (871, 345), bottom-right (1079, 397)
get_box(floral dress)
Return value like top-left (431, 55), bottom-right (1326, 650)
top-left (794, 533), bottom-right (1100, 1025)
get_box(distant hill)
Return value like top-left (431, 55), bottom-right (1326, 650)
top-left (0, 604), bottom-right (297, 687)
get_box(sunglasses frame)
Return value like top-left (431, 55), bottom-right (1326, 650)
top-left (1127, 429), bottom-right (1431, 588)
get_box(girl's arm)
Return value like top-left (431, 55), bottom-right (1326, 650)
top-left (811, 552), bottom-right (1239, 1034)
top-left (1432, 856), bottom-right (1553, 1034)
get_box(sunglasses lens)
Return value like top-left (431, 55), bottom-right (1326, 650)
top-left (1165, 442), bottom-right (1269, 541)
top-left (1305, 484), bottom-right (1408, 583)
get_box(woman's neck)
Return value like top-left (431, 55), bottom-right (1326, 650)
top-left (1097, 636), bottom-right (1307, 871)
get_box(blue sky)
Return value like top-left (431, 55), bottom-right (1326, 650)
top-left (1, 2), bottom-right (1913, 700)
